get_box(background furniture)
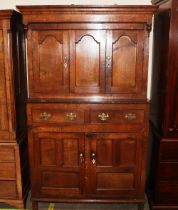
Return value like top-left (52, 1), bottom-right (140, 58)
top-left (147, 0), bottom-right (178, 209)
top-left (0, 10), bottom-right (29, 209)
top-left (18, 5), bottom-right (156, 210)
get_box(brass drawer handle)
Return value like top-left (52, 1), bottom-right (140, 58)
top-left (40, 112), bottom-right (51, 121)
top-left (125, 113), bottom-right (136, 121)
top-left (66, 112), bottom-right (77, 120)
top-left (98, 113), bottom-right (109, 121)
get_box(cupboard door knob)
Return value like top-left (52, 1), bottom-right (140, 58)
top-left (40, 112), bottom-right (51, 121)
top-left (66, 112), bottom-right (77, 120)
top-left (64, 56), bottom-right (68, 69)
top-left (91, 152), bottom-right (96, 164)
top-left (125, 113), bottom-right (136, 121)
top-left (106, 56), bottom-right (111, 68)
top-left (98, 113), bottom-right (109, 121)
top-left (169, 127), bottom-right (174, 132)
top-left (79, 153), bottom-right (84, 163)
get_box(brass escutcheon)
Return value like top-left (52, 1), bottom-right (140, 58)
top-left (98, 113), bottom-right (109, 121)
top-left (40, 112), bottom-right (51, 121)
top-left (66, 112), bottom-right (77, 120)
top-left (125, 113), bottom-right (136, 121)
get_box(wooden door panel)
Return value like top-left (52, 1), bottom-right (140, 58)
top-left (0, 30), bottom-right (8, 132)
top-left (87, 133), bottom-right (142, 197)
top-left (106, 30), bottom-right (144, 96)
top-left (29, 29), bottom-right (69, 98)
top-left (33, 132), bottom-right (85, 197)
top-left (70, 30), bottom-right (106, 94)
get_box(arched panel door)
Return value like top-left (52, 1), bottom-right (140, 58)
top-left (106, 30), bottom-right (145, 98)
top-left (28, 29), bottom-right (69, 99)
top-left (70, 30), bottom-right (106, 94)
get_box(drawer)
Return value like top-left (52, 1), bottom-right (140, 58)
top-left (0, 162), bottom-right (16, 179)
top-left (0, 145), bottom-right (15, 161)
top-left (90, 109), bottom-right (145, 124)
top-left (160, 140), bottom-right (178, 161)
top-left (31, 108), bottom-right (85, 124)
top-left (0, 181), bottom-right (17, 198)
top-left (157, 182), bottom-right (178, 203)
top-left (159, 162), bottom-right (178, 180)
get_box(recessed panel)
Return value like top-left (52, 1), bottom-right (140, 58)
top-left (97, 139), bottom-right (113, 166)
top-left (63, 138), bottom-right (79, 167)
top-left (39, 35), bottom-right (63, 89)
top-left (97, 173), bottom-right (134, 189)
top-left (40, 138), bottom-right (56, 166)
top-left (112, 35), bottom-right (136, 89)
top-left (119, 140), bottom-right (136, 167)
top-left (76, 35), bottom-right (100, 87)
top-left (42, 171), bottom-right (80, 188)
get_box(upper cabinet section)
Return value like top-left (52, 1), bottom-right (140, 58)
top-left (18, 5), bottom-right (157, 102)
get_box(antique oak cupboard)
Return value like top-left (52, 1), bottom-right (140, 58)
top-left (18, 5), bottom-right (156, 210)
top-left (0, 10), bottom-right (29, 208)
top-left (147, 0), bottom-right (178, 209)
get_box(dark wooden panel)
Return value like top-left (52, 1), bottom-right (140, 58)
top-left (160, 140), bottom-right (178, 161)
top-left (157, 182), bottom-right (178, 203)
top-left (159, 163), bottom-right (178, 180)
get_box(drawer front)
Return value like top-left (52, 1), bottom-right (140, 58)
top-left (0, 162), bottom-right (16, 179)
top-left (90, 109), bottom-right (145, 124)
top-left (0, 145), bottom-right (15, 161)
top-left (28, 104), bottom-right (147, 132)
top-left (157, 182), bottom-right (178, 203)
top-left (31, 108), bottom-right (85, 124)
top-left (0, 181), bottom-right (17, 198)
top-left (160, 140), bottom-right (178, 161)
top-left (159, 162), bottom-right (178, 181)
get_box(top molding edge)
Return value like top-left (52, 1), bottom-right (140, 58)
top-left (17, 5), bottom-right (158, 14)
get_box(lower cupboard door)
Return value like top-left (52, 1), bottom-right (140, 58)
top-left (32, 132), bottom-right (85, 198)
top-left (86, 133), bottom-right (143, 198)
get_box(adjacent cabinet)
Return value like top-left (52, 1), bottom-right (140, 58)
top-left (17, 5), bottom-right (156, 210)
top-left (147, 0), bottom-right (178, 209)
top-left (0, 11), bottom-right (29, 208)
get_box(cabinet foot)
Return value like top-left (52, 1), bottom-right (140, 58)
top-left (138, 203), bottom-right (144, 210)
top-left (31, 201), bottom-right (38, 210)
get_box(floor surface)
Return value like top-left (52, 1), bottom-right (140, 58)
top-left (0, 193), bottom-right (150, 210)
